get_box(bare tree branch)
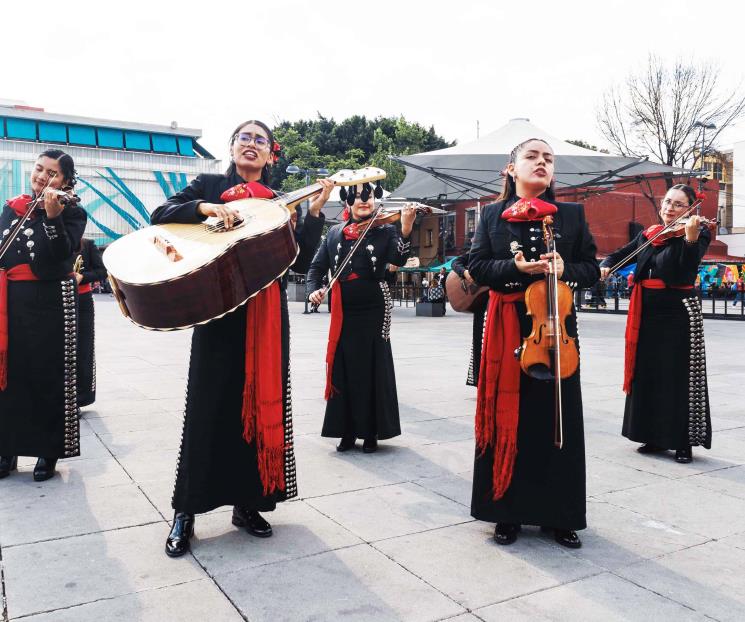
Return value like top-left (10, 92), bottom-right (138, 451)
top-left (596, 55), bottom-right (745, 181)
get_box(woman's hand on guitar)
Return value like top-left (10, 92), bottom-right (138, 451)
top-left (463, 269), bottom-right (475, 285)
top-left (308, 288), bottom-right (326, 305)
top-left (308, 179), bottom-right (335, 217)
top-left (198, 202), bottom-right (240, 230)
top-left (600, 267), bottom-right (611, 280)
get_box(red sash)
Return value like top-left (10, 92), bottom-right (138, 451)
top-left (623, 279), bottom-right (693, 393)
top-left (242, 282), bottom-right (285, 495)
top-left (323, 273), bottom-right (360, 400)
top-left (78, 283), bottom-right (92, 295)
top-left (0, 264), bottom-right (39, 390)
top-left (475, 291), bottom-right (524, 500)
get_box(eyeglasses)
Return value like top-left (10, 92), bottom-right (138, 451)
top-left (661, 198), bottom-right (688, 210)
top-left (234, 133), bottom-right (270, 148)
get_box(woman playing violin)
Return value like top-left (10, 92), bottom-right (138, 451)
top-left (306, 188), bottom-right (415, 453)
top-left (468, 138), bottom-right (599, 549)
top-left (151, 120), bottom-right (333, 557)
top-left (600, 184), bottom-right (712, 464)
top-left (0, 150), bottom-right (87, 482)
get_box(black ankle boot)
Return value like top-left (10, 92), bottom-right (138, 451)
top-left (637, 443), bottom-right (664, 454)
top-left (336, 435), bottom-right (356, 452)
top-left (165, 512), bottom-right (195, 557)
top-left (33, 457), bottom-right (57, 482)
top-left (362, 438), bottom-right (378, 454)
top-left (494, 523), bottom-right (521, 545)
top-left (675, 446), bottom-right (693, 463)
top-left (0, 456), bottom-right (17, 479)
top-left (553, 529), bottom-right (582, 549)
top-left (232, 506), bottom-right (272, 538)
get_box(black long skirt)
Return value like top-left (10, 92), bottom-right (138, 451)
top-left (466, 303), bottom-right (487, 387)
top-left (171, 287), bottom-right (296, 515)
top-left (0, 279), bottom-right (80, 459)
top-left (76, 291), bottom-right (96, 407)
top-left (471, 306), bottom-right (586, 531)
top-left (623, 290), bottom-right (711, 450)
top-left (321, 279), bottom-right (401, 440)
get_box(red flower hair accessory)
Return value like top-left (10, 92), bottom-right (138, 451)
top-left (271, 141), bottom-right (282, 165)
top-left (695, 191), bottom-right (706, 202)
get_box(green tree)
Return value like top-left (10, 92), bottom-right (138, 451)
top-left (268, 114), bottom-right (453, 192)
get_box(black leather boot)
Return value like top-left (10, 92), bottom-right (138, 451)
top-left (165, 512), bottom-right (195, 557)
top-left (232, 506), bottom-right (272, 538)
top-left (637, 443), bottom-right (664, 454)
top-left (33, 457), bottom-right (57, 482)
top-left (362, 438), bottom-right (378, 454)
top-left (553, 529), bottom-right (582, 549)
top-left (336, 435), bottom-right (356, 452)
top-left (675, 446), bottom-right (693, 463)
top-left (0, 456), bottom-right (17, 479)
top-left (494, 523), bottom-right (521, 545)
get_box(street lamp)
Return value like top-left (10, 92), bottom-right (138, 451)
top-left (694, 121), bottom-right (716, 215)
top-left (286, 164), bottom-right (329, 188)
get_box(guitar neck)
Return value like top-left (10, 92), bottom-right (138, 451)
top-left (278, 182), bottom-right (324, 210)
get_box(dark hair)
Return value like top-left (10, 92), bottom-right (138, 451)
top-left (225, 119), bottom-right (276, 185)
top-left (669, 183), bottom-right (697, 206)
top-left (499, 138), bottom-right (555, 202)
top-left (38, 149), bottom-right (77, 188)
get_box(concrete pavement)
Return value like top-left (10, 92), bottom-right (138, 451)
top-left (1, 296), bottom-right (744, 621)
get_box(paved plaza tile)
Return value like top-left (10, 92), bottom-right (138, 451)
top-left (1, 297), bottom-right (743, 621)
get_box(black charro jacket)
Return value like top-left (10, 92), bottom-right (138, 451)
top-left (150, 172), bottom-right (325, 275)
top-left (467, 198), bottom-right (600, 293)
top-left (305, 222), bottom-right (411, 294)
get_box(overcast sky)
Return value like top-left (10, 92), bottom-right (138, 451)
top-left (4, 0), bottom-right (745, 163)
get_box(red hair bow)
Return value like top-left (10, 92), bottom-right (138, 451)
top-left (695, 191), bottom-right (706, 202)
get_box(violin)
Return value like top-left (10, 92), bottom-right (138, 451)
top-left (0, 186), bottom-right (80, 264)
top-left (309, 202), bottom-right (438, 310)
top-left (518, 215), bottom-right (578, 448)
top-left (651, 216), bottom-right (717, 244)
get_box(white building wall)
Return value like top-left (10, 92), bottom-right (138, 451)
top-left (0, 139), bottom-right (222, 244)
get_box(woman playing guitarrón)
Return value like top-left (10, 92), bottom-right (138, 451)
top-left (151, 120), bottom-right (333, 557)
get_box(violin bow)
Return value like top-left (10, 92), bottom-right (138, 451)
top-left (605, 199), bottom-right (703, 276)
top-left (310, 204), bottom-right (384, 311)
top-left (544, 217), bottom-right (564, 449)
top-left (0, 175), bottom-right (58, 263)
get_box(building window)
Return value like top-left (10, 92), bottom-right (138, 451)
top-left (466, 209), bottom-right (476, 237)
top-left (424, 229), bottom-right (433, 247)
top-left (706, 160), bottom-right (723, 181)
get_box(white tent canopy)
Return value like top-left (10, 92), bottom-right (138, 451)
top-left (391, 118), bottom-right (683, 202)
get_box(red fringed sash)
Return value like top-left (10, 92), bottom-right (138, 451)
top-left (0, 264), bottom-right (39, 390)
top-left (242, 282), bottom-right (285, 495)
top-left (623, 279), bottom-right (693, 394)
top-left (78, 283), bottom-right (92, 294)
top-left (475, 291), bottom-right (524, 500)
